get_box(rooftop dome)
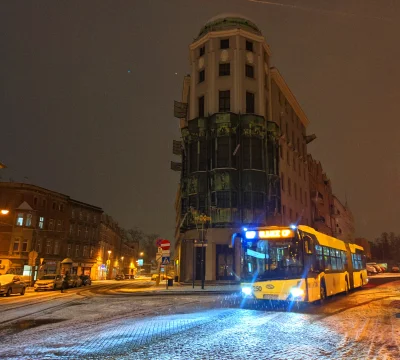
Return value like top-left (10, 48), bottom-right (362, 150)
top-left (197, 14), bottom-right (262, 40)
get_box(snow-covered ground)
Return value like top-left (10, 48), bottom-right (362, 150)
top-left (0, 280), bottom-right (399, 359)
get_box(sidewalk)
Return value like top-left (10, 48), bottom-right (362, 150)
top-left (113, 280), bottom-right (242, 296)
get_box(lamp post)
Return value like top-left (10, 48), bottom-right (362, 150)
top-left (107, 250), bottom-right (111, 280)
top-left (121, 256), bottom-right (124, 274)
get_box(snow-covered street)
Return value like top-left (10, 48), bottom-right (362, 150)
top-left (0, 279), bottom-right (399, 359)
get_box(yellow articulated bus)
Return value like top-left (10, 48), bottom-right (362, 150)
top-left (238, 225), bottom-right (367, 303)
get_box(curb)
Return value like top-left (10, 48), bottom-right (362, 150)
top-left (114, 290), bottom-right (241, 296)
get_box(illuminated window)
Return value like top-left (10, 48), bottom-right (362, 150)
top-left (26, 214), bottom-right (32, 227)
top-left (16, 214), bottom-right (24, 226)
top-left (39, 217), bottom-right (44, 229)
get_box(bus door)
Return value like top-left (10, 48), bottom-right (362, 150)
top-left (301, 232), bottom-right (320, 302)
top-left (344, 243), bottom-right (354, 290)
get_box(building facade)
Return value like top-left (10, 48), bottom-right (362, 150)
top-left (173, 14), bottom-right (313, 282)
top-left (0, 182), bottom-right (135, 280)
top-left (332, 195), bottom-right (355, 242)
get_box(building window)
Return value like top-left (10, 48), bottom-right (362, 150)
top-left (13, 240), bottom-right (20, 252)
top-left (199, 46), bottom-right (205, 56)
top-left (287, 151), bottom-right (290, 165)
top-left (244, 192), bottom-right (252, 208)
top-left (93, 216), bottom-right (96, 224)
top-left (289, 208), bottom-right (293, 222)
top-left (288, 178), bottom-right (291, 196)
top-left (49, 219), bottom-right (54, 230)
top-left (54, 241), bottom-right (59, 255)
top-left (299, 163), bottom-right (301, 176)
top-left (46, 240), bottom-right (52, 255)
top-left (52, 202), bottom-right (56, 210)
top-left (33, 197), bottom-right (38, 206)
top-left (72, 209), bottom-right (75, 218)
top-left (246, 40), bottom-right (253, 52)
top-left (245, 64), bottom-right (254, 78)
top-left (79, 212), bottom-right (83, 220)
top-left (294, 183), bottom-right (297, 200)
top-left (16, 214), bottom-right (24, 226)
top-left (75, 245), bottom-right (80, 257)
top-left (86, 213), bottom-right (90, 222)
top-left (199, 70), bottom-right (205, 83)
top-left (83, 246), bottom-right (88, 257)
top-left (280, 145), bottom-right (284, 159)
top-left (300, 188), bottom-right (303, 203)
top-left (37, 239), bottom-right (42, 253)
top-left (77, 226), bottom-right (81, 237)
top-left (297, 138), bottom-right (300, 154)
top-left (60, 204), bottom-right (64, 212)
top-left (305, 191), bottom-right (308, 206)
top-left (85, 227), bottom-right (89, 239)
top-left (69, 224), bottom-right (74, 235)
top-left (293, 157), bottom-right (296, 170)
top-left (254, 193), bottom-right (264, 209)
top-left (219, 90), bottom-right (230, 112)
top-left (220, 39), bottom-right (229, 49)
top-left (246, 92), bottom-right (255, 113)
top-left (39, 217), bottom-right (44, 229)
top-left (26, 214), bottom-right (32, 227)
top-left (57, 220), bottom-right (62, 231)
top-left (22, 240), bottom-right (28, 252)
top-left (42, 199), bottom-right (47, 208)
top-left (67, 244), bottom-right (71, 256)
top-left (90, 246), bottom-right (94, 257)
top-left (282, 205), bottom-right (286, 215)
top-left (281, 173), bottom-right (285, 191)
top-left (219, 63), bottom-right (230, 76)
top-left (199, 96), bottom-right (205, 117)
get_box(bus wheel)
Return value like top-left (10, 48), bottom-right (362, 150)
top-left (319, 285), bottom-right (327, 304)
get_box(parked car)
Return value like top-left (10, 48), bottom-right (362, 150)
top-left (0, 274), bottom-right (26, 296)
top-left (80, 275), bottom-right (92, 286)
top-left (115, 274), bottom-right (125, 280)
top-left (392, 266), bottom-right (399, 273)
top-left (366, 265), bottom-right (377, 276)
top-left (34, 274), bottom-right (63, 291)
top-left (69, 275), bottom-right (83, 288)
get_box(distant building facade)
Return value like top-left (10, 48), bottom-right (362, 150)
top-left (0, 182), bottom-right (135, 279)
top-left (332, 195), bottom-right (355, 242)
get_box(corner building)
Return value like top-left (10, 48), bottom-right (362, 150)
top-left (175, 15), bottom-right (311, 282)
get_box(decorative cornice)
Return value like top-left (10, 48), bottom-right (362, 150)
top-left (190, 29), bottom-right (272, 56)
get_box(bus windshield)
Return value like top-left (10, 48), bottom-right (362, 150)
top-left (241, 237), bottom-right (303, 281)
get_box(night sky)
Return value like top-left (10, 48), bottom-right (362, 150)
top-left (1, 0), bottom-right (399, 242)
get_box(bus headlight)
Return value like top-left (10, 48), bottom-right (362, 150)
top-left (242, 287), bottom-right (252, 296)
top-left (290, 287), bottom-right (304, 298)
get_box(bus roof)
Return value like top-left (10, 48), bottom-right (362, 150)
top-left (297, 225), bottom-right (347, 251)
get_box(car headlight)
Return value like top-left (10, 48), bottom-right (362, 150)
top-left (290, 287), bottom-right (304, 298)
top-left (242, 287), bottom-right (252, 296)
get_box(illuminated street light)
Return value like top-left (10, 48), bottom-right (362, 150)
top-left (0, 209), bottom-right (9, 215)
top-left (140, 252), bottom-right (144, 256)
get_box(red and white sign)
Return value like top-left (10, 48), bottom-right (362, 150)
top-left (160, 239), bottom-right (170, 251)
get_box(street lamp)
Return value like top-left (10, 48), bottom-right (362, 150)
top-left (121, 256), bottom-right (124, 274)
top-left (1, 209), bottom-right (9, 215)
top-left (107, 250), bottom-right (111, 279)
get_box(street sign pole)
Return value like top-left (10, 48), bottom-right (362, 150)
top-left (201, 222), bottom-right (205, 290)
